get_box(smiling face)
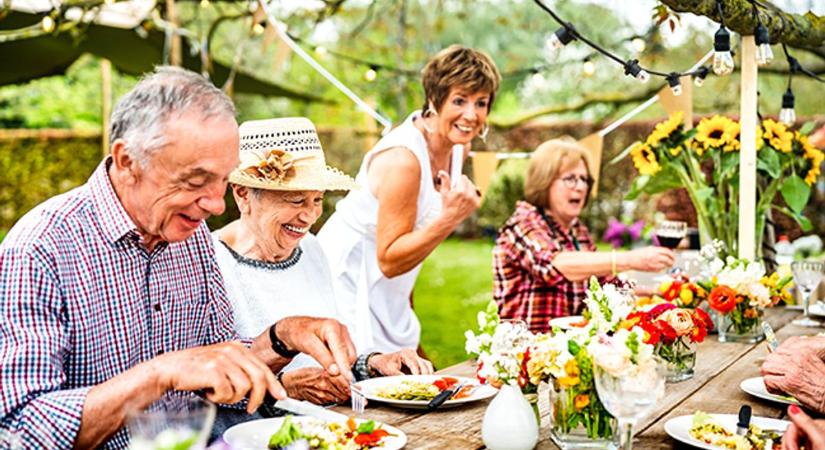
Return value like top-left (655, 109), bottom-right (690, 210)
top-left (547, 157), bottom-right (590, 228)
top-left (236, 187), bottom-right (324, 261)
top-left (113, 112), bottom-right (240, 249)
top-left (433, 86), bottom-right (491, 146)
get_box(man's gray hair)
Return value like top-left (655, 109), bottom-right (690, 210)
top-left (109, 66), bottom-right (236, 167)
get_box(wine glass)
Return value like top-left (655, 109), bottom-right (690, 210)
top-left (594, 362), bottom-right (666, 450)
top-left (791, 261), bottom-right (825, 327)
top-left (655, 220), bottom-right (687, 250)
top-left (127, 395), bottom-right (216, 450)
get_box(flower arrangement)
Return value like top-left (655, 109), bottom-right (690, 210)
top-left (602, 217), bottom-right (647, 249)
top-left (625, 112), bottom-right (824, 258)
top-left (703, 256), bottom-right (793, 340)
top-left (654, 274), bottom-right (708, 308)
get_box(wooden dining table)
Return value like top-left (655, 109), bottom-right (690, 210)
top-left (331, 307), bottom-right (812, 449)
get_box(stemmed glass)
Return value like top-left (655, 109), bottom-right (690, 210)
top-left (127, 395), bottom-right (216, 450)
top-left (594, 362), bottom-right (666, 450)
top-left (791, 261), bottom-right (825, 327)
top-left (655, 220), bottom-right (687, 250)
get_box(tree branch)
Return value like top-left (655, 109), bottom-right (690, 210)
top-left (659, 0), bottom-right (825, 56)
top-left (490, 85), bottom-right (662, 129)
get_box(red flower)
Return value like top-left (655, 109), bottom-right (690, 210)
top-left (639, 321), bottom-right (662, 345)
top-left (648, 303), bottom-right (677, 319)
top-left (690, 323), bottom-right (708, 343)
top-left (708, 285), bottom-right (737, 314)
top-left (692, 307), bottom-right (714, 329)
top-left (662, 281), bottom-right (683, 302)
top-left (657, 321), bottom-right (678, 344)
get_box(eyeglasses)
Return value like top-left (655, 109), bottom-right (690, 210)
top-left (559, 175), bottom-right (593, 189)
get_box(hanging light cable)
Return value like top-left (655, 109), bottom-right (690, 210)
top-left (779, 45), bottom-right (798, 126)
top-left (666, 72), bottom-right (682, 96)
top-left (751, 1), bottom-right (774, 66)
top-left (712, 0), bottom-right (735, 76)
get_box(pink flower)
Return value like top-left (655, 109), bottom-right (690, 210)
top-left (658, 309), bottom-right (695, 337)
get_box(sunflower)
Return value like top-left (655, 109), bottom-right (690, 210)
top-left (803, 148), bottom-right (824, 186)
top-left (761, 119), bottom-right (793, 153)
top-left (695, 115), bottom-right (737, 153)
top-left (630, 142), bottom-right (661, 175)
top-left (647, 111), bottom-right (684, 147)
top-left (725, 123), bottom-right (764, 152)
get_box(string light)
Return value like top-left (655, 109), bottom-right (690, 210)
top-left (693, 66), bottom-right (710, 87)
top-left (364, 65), bottom-right (378, 82)
top-left (582, 58), bottom-right (595, 77)
top-left (40, 15), bottom-right (55, 33)
top-left (252, 23), bottom-right (265, 35)
top-left (712, 0), bottom-right (734, 76)
top-left (624, 59), bottom-right (650, 83)
top-left (315, 46), bottom-right (328, 57)
top-left (666, 72), bottom-right (682, 96)
top-left (199, 0), bottom-right (209, 8)
top-left (754, 23), bottom-right (773, 66)
top-left (631, 37), bottom-right (646, 53)
top-left (779, 88), bottom-right (795, 126)
top-left (544, 24), bottom-right (576, 59)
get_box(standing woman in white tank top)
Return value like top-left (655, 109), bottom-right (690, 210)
top-left (318, 45), bottom-right (501, 354)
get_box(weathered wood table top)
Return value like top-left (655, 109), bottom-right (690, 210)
top-left (331, 307), bottom-right (812, 449)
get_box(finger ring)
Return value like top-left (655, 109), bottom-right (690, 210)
top-left (475, 188), bottom-right (482, 197)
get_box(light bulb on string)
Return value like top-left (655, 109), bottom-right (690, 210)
top-left (693, 66), bottom-right (710, 87)
top-left (544, 23), bottom-right (576, 59)
top-left (199, 0), bottom-right (209, 8)
top-left (582, 58), bottom-right (595, 77)
top-left (41, 15), bottom-right (55, 32)
top-left (314, 46), bottom-right (327, 57)
top-left (666, 72), bottom-right (682, 96)
top-left (624, 59), bottom-right (649, 83)
top-left (712, 26), bottom-right (734, 76)
top-left (631, 37), bottom-right (646, 53)
top-left (252, 23), bottom-right (264, 35)
top-left (754, 23), bottom-right (773, 66)
top-left (779, 88), bottom-right (795, 126)
top-left (364, 66), bottom-right (378, 82)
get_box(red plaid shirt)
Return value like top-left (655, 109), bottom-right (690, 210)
top-left (493, 201), bottom-right (603, 333)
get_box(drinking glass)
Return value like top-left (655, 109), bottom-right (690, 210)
top-left (594, 362), bottom-right (665, 450)
top-left (791, 261), bottom-right (825, 327)
top-left (127, 395), bottom-right (216, 450)
top-left (655, 220), bottom-right (687, 250)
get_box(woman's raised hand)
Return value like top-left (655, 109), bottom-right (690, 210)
top-left (625, 246), bottom-right (676, 272)
top-left (436, 170), bottom-right (481, 227)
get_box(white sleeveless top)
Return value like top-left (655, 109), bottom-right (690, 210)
top-left (317, 111), bottom-right (443, 353)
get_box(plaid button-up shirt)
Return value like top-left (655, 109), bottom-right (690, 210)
top-left (0, 159), bottom-right (237, 449)
top-left (493, 201), bottom-right (603, 333)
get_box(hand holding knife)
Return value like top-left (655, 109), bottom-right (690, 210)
top-left (427, 381), bottom-right (467, 411)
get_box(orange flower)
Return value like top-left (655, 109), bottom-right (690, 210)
top-left (574, 394), bottom-right (590, 411)
top-left (743, 308), bottom-right (759, 319)
top-left (708, 285), bottom-right (737, 314)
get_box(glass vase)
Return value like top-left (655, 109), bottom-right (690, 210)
top-left (718, 308), bottom-right (764, 344)
top-left (656, 337), bottom-right (696, 383)
top-left (550, 383), bottom-right (618, 450)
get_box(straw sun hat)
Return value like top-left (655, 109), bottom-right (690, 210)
top-left (229, 117), bottom-right (358, 191)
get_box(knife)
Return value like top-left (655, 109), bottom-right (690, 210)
top-left (736, 405), bottom-right (752, 436)
top-left (762, 321), bottom-right (779, 352)
top-left (273, 397), bottom-right (350, 422)
top-left (427, 381), bottom-right (466, 411)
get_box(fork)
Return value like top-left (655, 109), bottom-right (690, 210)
top-left (350, 383), bottom-right (367, 414)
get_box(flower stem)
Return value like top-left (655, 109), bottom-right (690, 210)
top-left (619, 419), bottom-right (635, 450)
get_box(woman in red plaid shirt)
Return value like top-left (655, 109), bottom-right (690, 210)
top-left (492, 139), bottom-right (675, 333)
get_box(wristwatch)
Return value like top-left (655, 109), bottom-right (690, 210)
top-left (269, 322), bottom-right (300, 358)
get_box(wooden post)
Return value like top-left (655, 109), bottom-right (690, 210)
top-left (738, 36), bottom-right (758, 260)
top-left (165, 0), bottom-right (181, 66)
top-left (101, 58), bottom-right (112, 157)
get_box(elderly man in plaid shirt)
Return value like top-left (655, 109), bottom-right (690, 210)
top-left (0, 67), bottom-right (357, 449)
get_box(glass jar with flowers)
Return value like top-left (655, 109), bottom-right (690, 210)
top-left (703, 257), bottom-right (793, 343)
top-left (621, 112), bottom-right (823, 258)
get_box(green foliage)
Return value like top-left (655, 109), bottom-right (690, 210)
top-left (415, 238), bottom-right (494, 369)
top-left (477, 158), bottom-right (528, 230)
top-left (0, 135), bottom-right (101, 230)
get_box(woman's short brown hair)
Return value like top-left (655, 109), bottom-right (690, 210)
top-left (524, 138), bottom-right (593, 210)
top-left (421, 45), bottom-right (501, 112)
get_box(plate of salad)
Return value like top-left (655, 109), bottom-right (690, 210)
top-left (223, 415), bottom-right (406, 450)
top-left (664, 411), bottom-right (787, 450)
top-left (353, 375), bottom-right (497, 410)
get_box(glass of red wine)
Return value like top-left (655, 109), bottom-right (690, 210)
top-left (655, 220), bottom-right (687, 249)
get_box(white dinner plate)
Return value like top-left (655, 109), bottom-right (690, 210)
top-left (549, 315), bottom-right (588, 330)
top-left (664, 414), bottom-right (789, 450)
top-left (740, 377), bottom-right (800, 406)
top-left (353, 374), bottom-right (497, 410)
top-left (223, 417), bottom-right (406, 450)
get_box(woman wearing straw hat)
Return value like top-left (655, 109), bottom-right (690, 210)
top-left (213, 117), bottom-right (433, 407)
top-left (318, 45), bottom-right (501, 354)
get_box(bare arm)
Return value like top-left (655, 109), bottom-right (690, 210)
top-left (552, 247), bottom-right (676, 282)
top-left (369, 147), bottom-right (479, 278)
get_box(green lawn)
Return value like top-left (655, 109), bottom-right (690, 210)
top-left (414, 238), bottom-right (494, 370)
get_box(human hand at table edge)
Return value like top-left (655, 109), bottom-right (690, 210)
top-left (782, 404), bottom-right (825, 450)
top-left (369, 348), bottom-right (435, 376)
top-left (153, 341), bottom-right (285, 413)
top-left (761, 349), bottom-right (825, 415)
top-left (273, 316), bottom-right (358, 382)
top-left (281, 367), bottom-right (351, 405)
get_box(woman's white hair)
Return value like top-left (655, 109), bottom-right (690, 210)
top-left (109, 66), bottom-right (236, 167)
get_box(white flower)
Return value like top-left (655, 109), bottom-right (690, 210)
top-left (744, 282), bottom-right (771, 308)
top-left (588, 328), bottom-right (656, 378)
top-left (477, 311), bottom-right (488, 329)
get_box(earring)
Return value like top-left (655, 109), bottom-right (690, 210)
top-left (479, 123), bottom-right (489, 143)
